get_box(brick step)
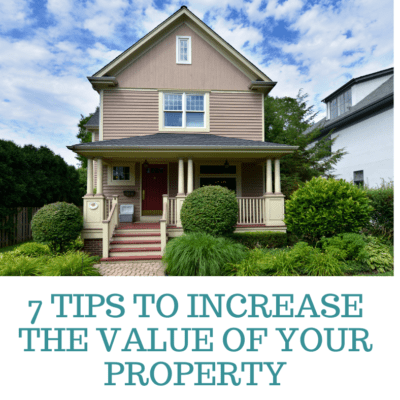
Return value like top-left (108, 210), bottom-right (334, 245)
top-left (109, 247), bottom-right (162, 257)
top-left (113, 233), bottom-right (162, 237)
top-left (110, 241), bottom-right (161, 249)
top-left (117, 223), bottom-right (160, 230)
top-left (100, 255), bottom-right (163, 262)
top-left (116, 229), bottom-right (161, 234)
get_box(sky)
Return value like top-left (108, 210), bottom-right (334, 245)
top-left (0, 0), bottom-right (394, 166)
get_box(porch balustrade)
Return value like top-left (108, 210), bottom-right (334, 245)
top-left (237, 197), bottom-right (265, 225)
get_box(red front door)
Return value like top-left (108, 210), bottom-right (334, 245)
top-left (142, 164), bottom-right (168, 215)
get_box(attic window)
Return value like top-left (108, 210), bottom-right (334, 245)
top-left (176, 36), bottom-right (191, 64)
top-left (330, 89), bottom-right (352, 119)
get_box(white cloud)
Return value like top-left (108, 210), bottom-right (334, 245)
top-left (0, 0), bottom-right (31, 32)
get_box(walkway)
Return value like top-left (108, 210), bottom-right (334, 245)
top-left (94, 261), bottom-right (166, 276)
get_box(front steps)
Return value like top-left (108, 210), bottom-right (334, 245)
top-left (101, 222), bottom-right (164, 262)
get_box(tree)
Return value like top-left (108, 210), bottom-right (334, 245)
top-left (264, 90), bottom-right (346, 197)
top-left (76, 108), bottom-right (98, 168)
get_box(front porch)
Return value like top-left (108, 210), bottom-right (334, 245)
top-left (68, 132), bottom-right (297, 261)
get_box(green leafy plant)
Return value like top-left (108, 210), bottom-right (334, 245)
top-left (223, 249), bottom-right (276, 276)
top-left (319, 233), bottom-right (368, 262)
top-left (14, 242), bottom-right (51, 257)
top-left (363, 237), bottom-right (393, 273)
top-left (0, 254), bottom-right (41, 276)
top-left (31, 202), bottom-right (83, 253)
top-left (180, 186), bottom-right (238, 236)
top-left (164, 232), bottom-right (247, 276)
top-left (302, 251), bottom-right (345, 276)
top-left (228, 231), bottom-right (287, 249)
top-left (363, 180), bottom-right (393, 241)
top-left (285, 177), bottom-right (373, 244)
top-left (42, 251), bottom-right (101, 276)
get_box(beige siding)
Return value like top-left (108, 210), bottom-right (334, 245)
top-left (116, 24), bottom-right (251, 91)
top-left (102, 163), bottom-right (142, 221)
top-left (241, 162), bottom-right (264, 197)
top-left (210, 92), bottom-right (263, 141)
top-left (103, 90), bottom-right (159, 140)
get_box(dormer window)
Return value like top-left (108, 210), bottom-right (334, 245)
top-left (176, 36), bottom-right (191, 64)
top-left (330, 89), bottom-right (352, 119)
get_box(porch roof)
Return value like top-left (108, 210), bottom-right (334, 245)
top-left (68, 133), bottom-right (297, 159)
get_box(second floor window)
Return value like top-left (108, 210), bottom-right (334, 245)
top-left (164, 93), bottom-right (205, 128)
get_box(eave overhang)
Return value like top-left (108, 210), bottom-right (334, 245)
top-left (87, 76), bottom-right (118, 92)
top-left (249, 81), bottom-right (277, 94)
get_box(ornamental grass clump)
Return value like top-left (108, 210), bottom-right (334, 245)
top-left (32, 202), bottom-right (83, 253)
top-left (0, 253), bottom-right (41, 276)
top-left (285, 177), bottom-right (373, 244)
top-left (14, 242), bottom-right (51, 257)
top-left (180, 186), bottom-right (238, 236)
top-left (164, 232), bottom-right (247, 276)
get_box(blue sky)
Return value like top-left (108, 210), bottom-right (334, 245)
top-left (0, 0), bottom-right (394, 166)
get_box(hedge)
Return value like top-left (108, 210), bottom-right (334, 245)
top-left (229, 231), bottom-right (287, 249)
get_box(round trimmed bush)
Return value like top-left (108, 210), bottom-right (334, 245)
top-left (285, 177), bottom-right (373, 244)
top-left (31, 202), bottom-right (83, 253)
top-left (180, 186), bottom-right (238, 236)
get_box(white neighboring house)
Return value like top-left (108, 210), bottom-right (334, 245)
top-left (305, 67), bottom-right (393, 187)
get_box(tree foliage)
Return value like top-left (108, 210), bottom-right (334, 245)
top-left (76, 108), bottom-right (98, 168)
top-left (264, 90), bottom-right (346, 197)
top-left (0, 140), bottom-right (85, 238)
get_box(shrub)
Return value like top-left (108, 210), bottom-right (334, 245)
top-left (180, 186), bottom-right (238, 236)
top-left (229, 231), bottom-right (287, 249)
top-left (319, 233), bottom-right (368, 262)
top-left (164, 232), bottom-right (247, 276)
top-left (32, 202), bottom-right (83, 253)
top-left (42, 251), bottom-right (101, 276)
top-left (363, 181), bottom-right (394, 241)
top-left (285, 177), bottom-right (373, 244)
top-left (303, 251), bottom-right (345, 276)
top-left (14, 242), bottom-right (51, 257)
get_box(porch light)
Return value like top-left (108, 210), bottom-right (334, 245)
top-left (143, 160), bottom-right (149, 168)
top-left (224, 159), bottom-right (230, 169)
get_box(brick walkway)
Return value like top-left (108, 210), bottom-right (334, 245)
top-left (94, 261), bottom-right (166, 276)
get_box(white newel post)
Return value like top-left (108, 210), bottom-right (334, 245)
top-left (87, 158), bottom-right (94, 195)
top-left (187, 158), bottom-right (193, 194)
top-left (176, 158), bottom-right (186, 228)
top-left (96, 157), bottom-right (103, 196)
top-left (263, 158), bottom-right (285, 228)
top-left (160, 195), bottom-right (168, 253)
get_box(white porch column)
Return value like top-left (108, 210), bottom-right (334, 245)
top-left (178, 158), bottom-right (185, 195)
top-left (86, 158), bottom-right (94, 195)
top-left (187, 158), bottom-right (193, 194)
top-left (266, 159), bottom-right (273, 193)
top-left (96, 158), bottom-right (103, 196)
top-left (274, 158), bottom-right (281, 193)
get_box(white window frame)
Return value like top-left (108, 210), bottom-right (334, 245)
top-left (176, 36), bottom-right (191, 64)
top-left (158, 91), bottom-right (210, 132)
top-left (107, 163), bottom-right (135, 186)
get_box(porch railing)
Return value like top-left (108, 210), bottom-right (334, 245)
top-left (102, 195), bottom-right (119, 259)
top-left (105, 197), bottom-right (113, 219)
top-left (237, 197), bottom-right (265, 225)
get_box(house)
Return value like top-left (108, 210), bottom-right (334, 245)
top-left (68, 6), bottom-right (297, 262)
top-left (304, 67), bottom-right (393, 187)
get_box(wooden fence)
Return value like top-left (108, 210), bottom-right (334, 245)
top-left (0, 207), bottom-right (41, 248)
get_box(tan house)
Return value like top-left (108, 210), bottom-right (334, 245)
top-left (68, 6), bottom-right (297, 262)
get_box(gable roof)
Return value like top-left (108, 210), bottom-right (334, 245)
top-left (91, 6), bottom-right (272, 84)
top-left (322, 67), bottom-right (393, 103)
top-left (304, 75), bottom-right (394, 136)
top-left (84, 108), bottom-right (99, 129)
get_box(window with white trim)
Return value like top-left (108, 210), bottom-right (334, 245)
top-left (176, 36), bottom-right (191, 64)
top-left (330, 89), bottom-right (352, 119)
top-left (163, 93), bottom-right (205, 128)
top-left (107, 164), bottom-right (135, 186)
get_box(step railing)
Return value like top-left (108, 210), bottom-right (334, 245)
top-left (102, 195), bottom-right (119, 258)
top-left (167, 197), bottom-right (177, 226)
top-left (237, 197), bottom-right (265, 225)
top-left (160, 196), bottom-right (168, 253)
top-left (105, 197), bottom-right (113, 219)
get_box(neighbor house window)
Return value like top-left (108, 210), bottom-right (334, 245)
top-left (176, 36), bottom-right (191, 64)
top-left (163, 93), bottom-right (205, 128)
top-left (330, 89), bottom-right (352, 119)
top-left (107, 164), bottom-right (135, 186)
top-left (353, 170), bottom-right (364, 186)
